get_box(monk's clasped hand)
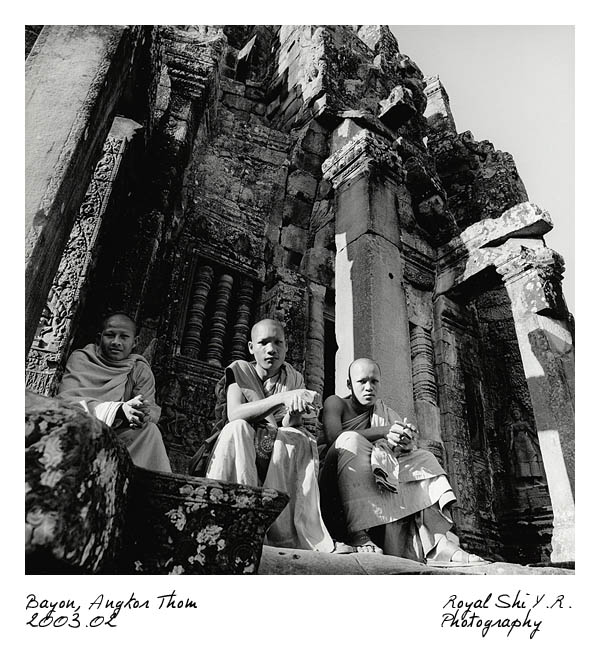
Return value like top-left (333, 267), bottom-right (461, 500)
top-left (123, 394), bottom-right (148, 428)
top-left (387, 418), bottom-right (417, 454)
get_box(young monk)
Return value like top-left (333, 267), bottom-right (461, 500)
top-left (320, 357), bottom-right (487, 565)
top-left (190, 318), bottom-right (344, 552)
top-left (57, 312), bottom-right (171, 473)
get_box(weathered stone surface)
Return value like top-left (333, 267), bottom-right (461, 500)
top-left (122, 469), bottom-right (288, 574)
top-left (258, 546), bottom-right (573, 575)
top-left (26, 391), bottom-right (132, 573)
top-left (25, 25), bottom-right (574, 570)
top-left (25, 26), bottom-right (158, 351)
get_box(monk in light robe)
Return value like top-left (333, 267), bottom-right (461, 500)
top-left (190, 319), bottom-right (339, 552)
top-left (320, 358), bottom-right (486, 565)
top-left (58, 312), bottom-right (171, 473)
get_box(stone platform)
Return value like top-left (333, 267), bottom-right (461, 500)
top-left (258, 546), bottom-right (574, 575)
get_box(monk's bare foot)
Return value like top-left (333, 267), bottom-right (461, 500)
top-left (449, 549), bottom-right (487, 564)
top-left (427, 537), bottom-right (489, 566)
top-left (348, 530), bottom-right (384, 554)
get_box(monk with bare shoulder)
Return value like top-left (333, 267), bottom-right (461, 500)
top-left (190, 318), bottom-right (337, 552)
top-left (320, 358), bottom-right (487, 565)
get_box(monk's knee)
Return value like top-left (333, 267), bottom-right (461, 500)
top-left (334, 430), bottom-right (365, 452)
top-left (219, 419), bottom-right (255, 442)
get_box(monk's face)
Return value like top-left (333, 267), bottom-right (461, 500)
top-left (248, 321), bottom-right (287, 376)
top-left (99, 315), bottom-right (137, 362)
top-left (348, 359), bottom-right (381, 406)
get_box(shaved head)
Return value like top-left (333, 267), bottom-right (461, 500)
top-left (249, 319), bottom-right (287, 378)
top-left (251, 318), bottom-right (285, 342)
top-left (100, 311), bottom-right (137, 334)
top-left (347, 358), bottom-right (381, 407)
top-left (348, 358), bottom-right (381, 381)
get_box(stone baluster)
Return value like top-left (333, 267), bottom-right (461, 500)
top-left (410, 324), bottom-right (438, 404)
top-left (496, 244), bottom-right (574, 563)
top-left (229, 276), bottom-right (255, 362)
top-left (205, 273), bottom-right (234, 367)
top-left (305, 283), bottom-right (326, 394)
top-left (181, 264), bottom-right (214, 358)
top-left (410, 323), bottom-right (444, 463)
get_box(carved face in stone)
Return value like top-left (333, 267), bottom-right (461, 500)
top-left (98, 315), bottom-right (138, 362)
top-left (347, 358), bottom-right (381, 407)
top-left (248, 319), bottom-right (287, 378)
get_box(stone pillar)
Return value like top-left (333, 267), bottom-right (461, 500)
top-left (410, 324), bottom-right (444, 462)
top-left (205, 273), bottom-right (234, 367)
top-left (323, 125), bottom-right (414, 419)
top-left (181, 265), bottom-right (214, 358)
top-left (25, 25), bottom-right (150, 351)
top-left (305, 282), bottom-right (326, 394)
top-left (229, 276), bottom-right (255, 362)
top-left (25, 118), bottom-right (140, 396)
top-left (496, 244), bottom-right (574, 563)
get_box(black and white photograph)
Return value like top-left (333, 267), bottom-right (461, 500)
top-left (15, 4), bottom-right (589, 648)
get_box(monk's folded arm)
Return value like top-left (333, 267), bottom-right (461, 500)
top-left (226, 382), bottom-right (289, 423)
top-left (352, 425), bottom-right (393, 442)
top-left (323, 396), bottom-right (394, 445)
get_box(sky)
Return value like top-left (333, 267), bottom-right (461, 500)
top-left (390, 25), bottom-right (575, 313)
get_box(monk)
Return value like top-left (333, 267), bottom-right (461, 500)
top-left (190, 318), bottom-right (342, 552)
top-left (58, 312), bottom-right (172, 473)
top-left (320, 358), bottom-right (487, 565)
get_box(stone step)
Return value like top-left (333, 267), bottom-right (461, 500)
top-left (258, 546), bottom-right (574, 575)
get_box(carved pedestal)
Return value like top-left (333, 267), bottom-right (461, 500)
top-left (121, 469), bottom-right (288, 574)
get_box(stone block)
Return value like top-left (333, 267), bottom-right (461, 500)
top-left (281, 224), bottom-right (308, 252)
top-left (286, 170), bottom-right (318, 201)
top-left (25, 391), bottom-right (133, 573)
top-left (121, 469), bottom-right (288, 574)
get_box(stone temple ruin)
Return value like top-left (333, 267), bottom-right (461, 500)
top-left (25, 25), bottom-right (574, 573)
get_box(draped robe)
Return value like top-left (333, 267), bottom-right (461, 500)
top-left (320, 399), bottom-right (457, 560)
top-left (58, 343), bottom-right (171, 472)
top-left (203, 360), bottom-right (334, 552)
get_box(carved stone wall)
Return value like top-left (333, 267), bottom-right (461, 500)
top-left (26, 120), bottom-right (138, 395)
top-left (26, 25), bottom-right (573, 564)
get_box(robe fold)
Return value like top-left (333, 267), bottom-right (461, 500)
top-left (203, 359), bottom-right (334, 552)
top-left (320, 398), bottom-right (456, 560)
top-left (58, 343), bottom-right (171, 472)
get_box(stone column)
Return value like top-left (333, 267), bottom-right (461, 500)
top-left (25, 118), bottom-right (140, 396)
top-left (229, 276), bottom-right (255, 362)
top-left (410, 324), bottom-right (444, 462)
top-left (323, 125), bottom-right (414, 419)
top-left (205, 273), bottom-right (234, 367)
top-left (25, 25), bottom-right (150, 351)
top-left (305, 282), bottom-right (326, 394)
top-left (496, 244), bottom-right (574, 563)
top-left (181, 265), bottom-right (214, 358)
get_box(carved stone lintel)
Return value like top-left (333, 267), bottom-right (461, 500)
top-left (205, 273), bottom-right (234, 367)
top-left (181, 265), bottom-right (214, 358)
top-left (322, 129), bottom-right (402, 189)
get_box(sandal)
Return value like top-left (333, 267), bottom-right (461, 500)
top-left (348, 530), bottom-right (384, 554)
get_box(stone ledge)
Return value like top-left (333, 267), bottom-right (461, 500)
top-left (258, 546), bottom-right (574, 575)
